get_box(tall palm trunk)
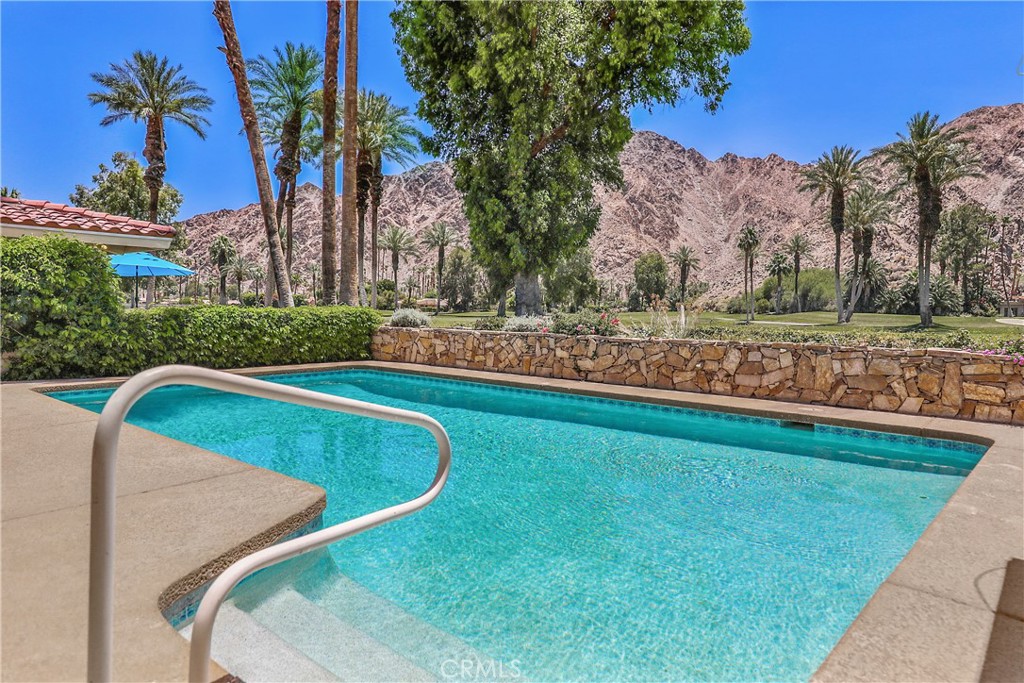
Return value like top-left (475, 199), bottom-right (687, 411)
top-left (913, 168), bottom-right (934, 326)
top-left (742, 255), bottom-right (749, 323)
top-left (391, 251), bottom-right (400, 308)
top-left (142, 115), bottom-right (165, 307)
top-left (792, 255), bottom-right (802, 313)
top-left (435, 246), bottom-right (446, 314)
top-left (369, 166), bottom-right (383, 308)
top-left (748, 255), bottom-right (755, 322)
top-left (286, 176), bottom-right (297, 277)
top-left (356, 150), bottom-right (372, 306)
top-left (214, 0), bottom-right (292, 307)
top-left (338, 0), bottom-right (359, 304)
top-left (680, 266), bottom-right (689, 302)
top-left (321, 0), bottom-right (340, 305)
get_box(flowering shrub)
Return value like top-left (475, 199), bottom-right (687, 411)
top-left (551, 310), bottom-right (621, 336)
top-left (968, 336), bottom-right (1024, 366)
top-left (472, 317), bottom-right (507, 331)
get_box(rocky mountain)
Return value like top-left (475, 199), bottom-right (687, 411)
top-left (181, 103), bottom-right (1023, 299)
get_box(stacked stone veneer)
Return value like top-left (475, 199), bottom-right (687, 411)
top-left (372, 327), bottom-right (1024, 425)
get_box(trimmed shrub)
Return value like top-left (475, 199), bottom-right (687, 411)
top-left (4, 305), bottom-right (382, 380)
top-left (503, 316), bottom-right (548, 332)
top-left (389, 308), bottom-right (431, 328)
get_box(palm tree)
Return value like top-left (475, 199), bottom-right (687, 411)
top-left (766, 252), bottom-right (792, 314)
top-left (877, 112), bottom-right (982, 326)
top-left (208, 236), bottom-right (236, 305)
top-left (88, 51), bottom-right (213, 224)
top-left (784, 234), bottom-right (812, 312)
top-left (213, 0), bottom-right (293, 307)
top-left (403, 274), bottom-right (418, 303)
top-left (799, 145), bottom-right (865, 324)
top-left (843, 183), bottom-right (891, 322)
top-left (89, 50), bottom-right (213, 307)
top-left (381, 225), bottom-right (419, 308)
top-left (307, 262), bottom-right (321, 304)
top-left (321, 0), bottom-right (341, 305)
top-left (249, 42), bottom-right (322, 302)
top-left (229, 254), bottom-right (256, 299)
top-left (737, 224), bottom-right (760, 323)
top-left (339, 91), bottom-right (421, 307)
top-left (420, 222), bottom-right (458, 314)
top-left (669, 244), bottom-right (699, 305)
top-left (338, 0), bottom-right (360, 305)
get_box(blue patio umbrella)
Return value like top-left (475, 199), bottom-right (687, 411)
top-left (110, 252), bottom-right (195, 307)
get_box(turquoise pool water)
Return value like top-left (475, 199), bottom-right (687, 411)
top-left (54, 369), bottom-right (983, 682)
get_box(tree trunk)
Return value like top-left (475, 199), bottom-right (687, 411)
top-left (775, 274), bottom-right (783, 313)
top-left (370, 189), bottom-right (380, 309)
top-left (337, 0), bottom-right (359, 304)
top-left (793, 258), bottom-right (802, 313)
top-left (391, 252), bottom-right (399, 309)
top-left (922, 238), bottom-right (934, 325)
top-left (357, 204), bottom-right (367, 305)
top-left (514, 272), bottom-right (543, 316)
top-left (436, 247), bottom-right (445, 315)
top-left (680, 266), bottom-right (689, 302)
top-left (833, 230), bottom-right (844, 323)
top-left (742, 255), bottom-right (749, 323)
top-left (286, 179), bottom-right (297, 278)
top-left (214, 0), bottom-right (292, 307)
top-left (219, 271), bottom-right (228, 305)
top-left (496, 290), bottom-right (507, 317)
top-left (321, 0), bottom-right (340, 305)
top-left (748, 256), bottom-right (756, 322)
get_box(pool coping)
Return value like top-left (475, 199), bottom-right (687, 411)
top-left (8, 360), bottom-right (1024, 682)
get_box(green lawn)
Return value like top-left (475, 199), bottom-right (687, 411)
top-left (416, 309), bottom-right (1018, 335)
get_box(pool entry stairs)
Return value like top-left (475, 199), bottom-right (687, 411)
top-left (179, 563), bottom-right (506, 682)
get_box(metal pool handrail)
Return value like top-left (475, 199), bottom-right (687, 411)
top-left (86, 365), bottom-right (452, 683)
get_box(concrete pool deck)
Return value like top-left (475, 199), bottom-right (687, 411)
top-left (1, 360), bottom-right (1021, 681)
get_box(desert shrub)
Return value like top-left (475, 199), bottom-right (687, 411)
top-left (472, 317), bottom-right (506, 331)
top-left (389, 308), bottom-right (431, 328)
top-left (503, 316), bottom-right (548, 332)
top-left (755, 298), bottom-right (772, 315)
top-left (375, 290), bottom-right (396, 310)
top-left (241, 292), bottom-right (260, 307)
top-left (551, 310), bottom-right (621, 336)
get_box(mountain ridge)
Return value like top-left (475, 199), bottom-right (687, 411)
top-left (181, 102), bottom-right (1023, 299)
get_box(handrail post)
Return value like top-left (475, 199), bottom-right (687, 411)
top-left (85, 365), bottom-right (451, 683)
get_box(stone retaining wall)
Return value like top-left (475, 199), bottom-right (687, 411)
top-left (372, 327), bottom-right (1024, 425)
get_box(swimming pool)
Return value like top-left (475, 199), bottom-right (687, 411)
top-left (54, 369), bottom-right (984, 681)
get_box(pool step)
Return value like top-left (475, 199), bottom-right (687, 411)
top-left (247, 587), bottom-right (434, 682)
top-left (314, 574), bottom-right (512, 681)
top-left (179, 602), bottom-right (338, 682)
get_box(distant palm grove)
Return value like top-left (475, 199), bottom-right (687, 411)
top-left (57, 0), bottom-right (1020, 330)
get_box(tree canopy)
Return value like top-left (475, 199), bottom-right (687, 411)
top-left (392, 0), bottom-right (750, 312)
top-left (70, 152), bottom-right (183, 225)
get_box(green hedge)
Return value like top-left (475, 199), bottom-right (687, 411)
top-left (2, 235), bottom-right (382, 380)
top-left (6, 305), bottom-right (382, 381)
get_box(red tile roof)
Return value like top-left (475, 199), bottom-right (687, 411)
top-left (0, 197), bottom-right (176, 237)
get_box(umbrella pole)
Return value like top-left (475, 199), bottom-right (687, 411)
top-left (134, 267), bottom-right (139, 309)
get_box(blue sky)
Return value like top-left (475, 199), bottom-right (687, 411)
top-left (2, 1), bottom-right (1021, 220)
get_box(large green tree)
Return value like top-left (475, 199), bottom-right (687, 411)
top-left (544, 247), bottom-right (599, 312)
top-left (842, 183), bottom-right (890, 322)
top-left (70, 152), bottom-right (184, 225)
top-left (633, 252), bottom-right (668, 309)
top-left (208, 235), bottom-right (236, 304)
top-left (799, 145), bottom-right (865, 324)
top-left (877, 112), bottom-right (982, 326)
top-left (393, 1), bottom-right (749, 314)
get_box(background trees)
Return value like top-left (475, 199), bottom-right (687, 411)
top-left (799, 145), bottom-right (864, 324)
top-left (633, 252), bottom-right (668, 310)
top-left (544, 248), bottom-right (599, 312)
top-left (70, 152), bottom-right (184, 225)
top-left (393, 1), bottom-right (750, 315)
top-left (878, 112), bottom-right (982, 326)
top-left (737, 224), bottom-right (760, 322)
top-left (784, 235), bottom-right (812, 312)
top-left (420, 222), bottom-right (458, 314)
top-left (208, 235), bottom-right (236, 304)
top-left (381, 225), bottom-right (419, 307)
top-left (669, 245), bottom-right (699, 306)
top-left (766, 252), bottom-right (792, 313)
